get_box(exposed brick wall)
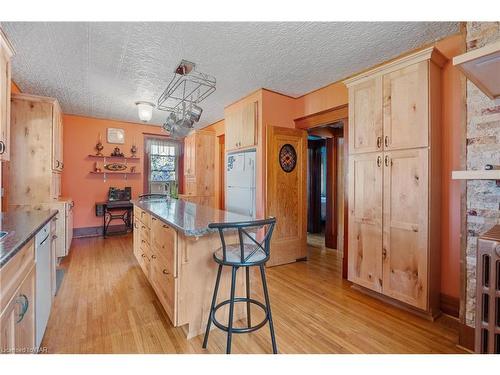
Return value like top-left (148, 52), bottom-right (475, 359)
top-left (465, 22), bottom-right (500, 326)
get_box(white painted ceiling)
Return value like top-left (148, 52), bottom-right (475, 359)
top-left (3, 22), bottom-right (459, 127)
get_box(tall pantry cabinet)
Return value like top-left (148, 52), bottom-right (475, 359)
top-left (344, 47), bottom-right (446, 316)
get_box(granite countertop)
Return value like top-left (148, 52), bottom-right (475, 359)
top-left (0, 209), bottom-right (58, 268)
top-left (132, 198), bottom-right (254, 237)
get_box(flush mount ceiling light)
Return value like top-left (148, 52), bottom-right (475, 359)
top-left (135, 101), bottom-right (155, 122)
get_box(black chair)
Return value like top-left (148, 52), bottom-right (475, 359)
top-left (202, 217), bottom-right (277, 354)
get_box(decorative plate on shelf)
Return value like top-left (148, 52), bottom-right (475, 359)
top-left (104, 163), bottom-right (127, 172)
top-left (279, 144), bottom-right (297, 173)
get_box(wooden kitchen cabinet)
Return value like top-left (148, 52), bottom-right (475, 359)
top-left (0, 29), bottom-right (14, 161)
top-left (344, 46), bottom-right (444, 316)
top-left (382, 148), bottom-right (429, 309)
top-left (348, 76), bottom-right (383, 155)
top-left (133, 209), bottom-right (178, 323)
top-left (51, 102), bottom-right (64, 172)
top-left (383, 61), bottom-right (429, 150)
top-left (347, 152), bottom-right (383, 292)
top-left (10, 94), bottom-right (65, 204)
top-left (225, 101), bottom-right (257, 151)
top-left (182, 129), bottom-right (215, 200)
top-left (0, 239), bottom-right (36, 354)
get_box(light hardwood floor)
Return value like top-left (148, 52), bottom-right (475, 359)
top-left (41, 234), bottom-right (465, 354)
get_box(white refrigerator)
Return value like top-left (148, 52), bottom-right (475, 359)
top-left (226, 150), bottom-right (256, 218)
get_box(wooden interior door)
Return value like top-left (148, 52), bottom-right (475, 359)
top-left (266, 126), bottom-right (307, 267)
top-left (382, 148), bottom-right (428, 309)
top-left (347, 152), bottom-right (383, 292)
top-left (383, 61), bottom-right (429, 150)
top-left (348, 76), bottom-right (382, 154)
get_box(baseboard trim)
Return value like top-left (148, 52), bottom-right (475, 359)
top-left (73, 224), bottom-right (130, 238)
top-left (351, 284), bottom-right (439, 321)
top-left (459, 323), bottom-right (475, 352)
top-left (440, 293), bottom-right (460, 318)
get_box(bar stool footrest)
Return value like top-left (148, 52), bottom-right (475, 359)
top-left (212, 297), bottom-right (269, 334)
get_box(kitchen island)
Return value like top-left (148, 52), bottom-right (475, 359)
top-left (132, 198), bottom-right (252, 339)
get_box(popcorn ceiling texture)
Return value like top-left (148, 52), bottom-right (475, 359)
top-left (464, 22), bottom-right (500, 327)
top-left (2, 22), bottom-right (458, 127)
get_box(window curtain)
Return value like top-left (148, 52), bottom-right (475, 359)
top-left (145, 137), bottom-right (180, 193)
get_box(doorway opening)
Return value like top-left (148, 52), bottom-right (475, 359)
top-left (306, 122), bottom-right (345, 254)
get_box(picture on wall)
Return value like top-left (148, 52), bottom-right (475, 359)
top-left (107, 128), bottom-right (125, 144)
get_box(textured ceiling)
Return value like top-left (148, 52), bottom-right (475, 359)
top-left (2, 22), bottom-right (459, 127)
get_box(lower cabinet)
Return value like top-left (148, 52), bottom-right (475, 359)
top-left (0, 266), bottom-right (36, 354)
top-left (133, 210), bottom-right (178, 324)
top-left (348, 148), bottom-right (438, 314)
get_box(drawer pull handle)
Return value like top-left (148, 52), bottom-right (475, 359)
top-left (377, 156), bottom-right (381, 167)
top-left (384, 136), bottom-right (389, 148)
top-left (163, 225), bottom-right (169, 229)
top-left (162, 269), bottom-right (169, 275)
top-left (151, 254), bottom-right (157, 259)
top-left (376, 136), bottom-right (382, 149)
top-left (15, 294), bottom-right (29, 323)
top-left (52, 235), bottom-right (58, 240)
top-left (152, 217), bottom-right (157, 221)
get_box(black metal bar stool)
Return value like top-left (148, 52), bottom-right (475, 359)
top-left (202, 217), bottom-right (277, 354)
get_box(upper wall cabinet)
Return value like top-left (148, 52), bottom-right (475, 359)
top-left (348, 76), bottom-right (383, 154)
top-left (383, 61), bottom-right (429, 150)
top-left (225, 101), bottom-right (257, 151)
top-left (182, 129), bottom-right (215, 198)
top-left (10, 94), bottom-right (64, 204)
top-left (0, 29), bottom-right (14, 161)
top-left (345, 46), bottom-right (446, 154)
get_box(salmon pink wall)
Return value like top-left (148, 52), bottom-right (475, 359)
top-left (62, 115), bottom-right (165, 230)
top-left (435, 33), bottom-right (466, 301)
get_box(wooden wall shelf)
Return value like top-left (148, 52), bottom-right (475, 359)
top-left (90, 171), bottom-right (140, 175)
top-left (452, 170), bottom-right (500, 180)
top-left (88, 155), bottom-right (140, 161)
top-left (453, 40), bottom-right (500, 100)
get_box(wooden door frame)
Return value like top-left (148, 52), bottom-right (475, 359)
top-left (307, 138), bottom-right (324, 233)
top-left (295, 106), bottom-right (349, 279)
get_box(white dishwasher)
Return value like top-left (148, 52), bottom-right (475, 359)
top-left (35, 222), bottom-right (52, 349)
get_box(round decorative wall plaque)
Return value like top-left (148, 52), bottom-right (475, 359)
top-left (279, 144), bottom-right (297, 173)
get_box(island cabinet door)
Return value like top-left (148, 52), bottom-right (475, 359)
top-left (133, 217), bottom-right (141, 259)
top-left (382, 149), bottom-right (429, 310)
top-left (347, 152), bottom-right (383, 292)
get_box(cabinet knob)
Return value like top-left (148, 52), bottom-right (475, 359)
top-left (151, 254), bottom-right (157, 259)
top-left (162, 269), bottom-right (169, 275)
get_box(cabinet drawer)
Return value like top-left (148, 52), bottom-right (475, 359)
top-left (134, 206), bottom-right (151, 228)
top-left (0, 240), bottom-right (35, 314)
top-left (151, 219), bottom-right (177, 277)
top-left (150, 260), bottom-right (176, 324)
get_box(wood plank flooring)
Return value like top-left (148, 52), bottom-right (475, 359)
top-left (41, 234), bottom-right (465, 354)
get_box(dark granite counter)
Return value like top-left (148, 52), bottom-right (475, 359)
top-left (132, 198), bottom-right (254, 236)
top-left (0, 209), bottom-right (58, 268)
